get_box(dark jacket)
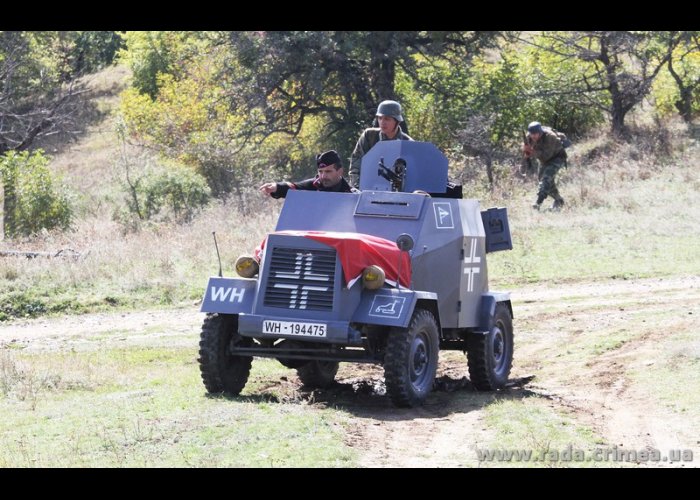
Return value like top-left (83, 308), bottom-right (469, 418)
top-left (270, 176), bottom-right (357, 199)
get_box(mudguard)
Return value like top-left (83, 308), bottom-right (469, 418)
top-left (352, 288), bottom-right (438, 328)
top-left (200, 277), bottom-right (257, 314)
top-left (478, 292), bottom-right (512, 333)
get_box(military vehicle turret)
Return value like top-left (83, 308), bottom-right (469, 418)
top-left (198, 141), bottom-right (513, 407)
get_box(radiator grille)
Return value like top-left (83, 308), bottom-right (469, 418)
top-left (263, 247), bottom-right (336, 311)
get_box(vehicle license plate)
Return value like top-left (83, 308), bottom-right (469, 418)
top-left (262, 320), bottom-right (327, 337)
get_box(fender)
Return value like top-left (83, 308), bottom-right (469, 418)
top-left (352, 288), bottom-right (438, 328)
top-left (478, 292), bottom-right (512, 333)
top-left (200, 277), bottom-right (257, 314)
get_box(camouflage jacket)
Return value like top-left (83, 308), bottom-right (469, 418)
top-left (348, 127), bottom-right (413, 188)
top-left (527, 128), bottom-right (567, 165)
top-left (271, 176), bottom-right (356, 199)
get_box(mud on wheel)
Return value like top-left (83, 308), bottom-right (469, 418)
top-left (384, 308), bottom-right (439, 408)
top-left (198, 313), bottom-right (252, 395)
top-left (297, 361), bottom-right (339, 389)
top-left (467, 303), bottom-right (513, 390)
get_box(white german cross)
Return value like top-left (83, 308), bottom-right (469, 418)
top-left (463, 238), bottom-right (481, 292)
top-left (274, 252), bottom-right (329, 309)
top-left (274, 253), bottom-right (313, 309)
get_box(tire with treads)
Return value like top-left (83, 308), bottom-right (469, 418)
top-left (384, 309), bottom-right (439, 407)
top-left (467, 303), bottom-right (513, 390)
top-left (198, 313), bottom-right (252, 395)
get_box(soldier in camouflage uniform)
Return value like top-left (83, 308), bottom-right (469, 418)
top-left (348, 100), bottom-right (413, 188)
top-left (523, 121), bottom-right (566, 211)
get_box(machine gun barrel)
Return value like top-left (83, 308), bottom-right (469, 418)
top-left (377, 157), bottom-right (407, 192)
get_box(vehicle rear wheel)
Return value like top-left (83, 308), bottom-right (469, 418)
top-left (384, 308), bottom-right (439, 408)
top-left (467, 303), bottom-right (513, 390)
top-left (297, 361), bottom-right (339, 389)
top-left (198, 313), bottom-right (252, 395)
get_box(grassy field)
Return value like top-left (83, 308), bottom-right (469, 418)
top-left (0, 347), bottom-right (354, 467)
top-left (3, 276), bottom-right (697, 467)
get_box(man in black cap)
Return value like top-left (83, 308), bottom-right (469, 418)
top-left (259, 150), bottom-right (357, 198)
top-left (236, 151), bottom-right (355, 277)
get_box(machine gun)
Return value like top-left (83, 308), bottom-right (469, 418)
top-left (377, 157), bottom-right (407, 192)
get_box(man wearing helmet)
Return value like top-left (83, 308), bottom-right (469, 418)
top-left (523, 121), bottom-right (567, 211)
top-left (348, 100), bottom-right (413, 188)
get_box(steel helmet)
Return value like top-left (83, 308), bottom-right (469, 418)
top-left (527, 121), bottom-right (543, 134)
top-left (376, 100), bottom-right (404, 122)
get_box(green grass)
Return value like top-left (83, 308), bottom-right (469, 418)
top-left (489, 165), bottom-right (700, 287)
top-left (514, 294), bottom-right (691, 386)
top-left (3, 65), bottom-right (699, 468)
top-left (478, 397), bottom-right (605, 468)
top-left (4, 155), bottom-right (697, 322)
top-left (0, 199), bottom-right (280, 322)
top-left (0, 347), bottom-right (356, 467)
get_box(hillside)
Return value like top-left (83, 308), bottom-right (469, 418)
top-left (1, 65), bottom-right (699, 322)
top-left (0, 66), bottom-right (279, 320)
top-left (0, 65), bottom-right (699, 467)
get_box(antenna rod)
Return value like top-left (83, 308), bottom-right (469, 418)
top-left (212, 231), bottom-right (223, 277)
top-left (396, 252), bottom-right (402, 291)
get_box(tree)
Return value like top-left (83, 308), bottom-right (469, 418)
top-left (56, 31), bottom-right (123, 81)
top-left (0, 31), bottom-right (116, 237)
top-left (398, 39), bottom-right (605, 187)
top-left (0, 150), bottom-right (72, 237)
top-left (0, 32), bottom-right (87, 154)
top-left (664, 32), bottom-right (700, 122)
top-left (529, 32), bottom-right (677, 136)
top-left (118, 46), bottom-right (268, 201)
top-left (117, 31), bottom-right (501, 201)
top-left (225, 31), bottom-right (500, 157)
top-left (117, 31), bottom-right (204, 98)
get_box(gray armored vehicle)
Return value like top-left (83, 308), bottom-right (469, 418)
top-left (198, 141), bottom-right (513, 407)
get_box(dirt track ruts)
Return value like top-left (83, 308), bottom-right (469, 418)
top-left (2, 275), bottom-right (698, 466)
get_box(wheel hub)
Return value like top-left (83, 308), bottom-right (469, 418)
top-left (410, 334), bottom-right (430, 385)
top-left (492, 326), bottom-right (505, 370)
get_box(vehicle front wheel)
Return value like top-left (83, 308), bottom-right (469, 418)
top-left (198, 313), bottom-right (252, 395)
top-left (384, 308), bottom-right (439, 408)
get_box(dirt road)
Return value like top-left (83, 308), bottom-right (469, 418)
top-left (2, 276), bottom-right (698, 467)
top-left (343, 275), bottom-right (700, 466)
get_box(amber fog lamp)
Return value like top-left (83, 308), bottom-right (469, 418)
top-left (235, 255), bottom-right (259, 278)
top-left (362, 265), bottom-right (385, 289)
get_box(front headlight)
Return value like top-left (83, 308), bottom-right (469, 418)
top-left (235, 255), bottom-right (259, 278)
top-left (362, 265), bottom-right (385, 290)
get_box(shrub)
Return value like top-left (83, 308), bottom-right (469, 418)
top-left (0, 150), bottom-right (73, 237)
top-left (121, 163), bottom-right (211, 225)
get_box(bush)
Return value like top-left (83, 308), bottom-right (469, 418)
top-left (120, 163), bottom-right (211, 226)
top-left (0, 150), bottom-right (73, 237)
